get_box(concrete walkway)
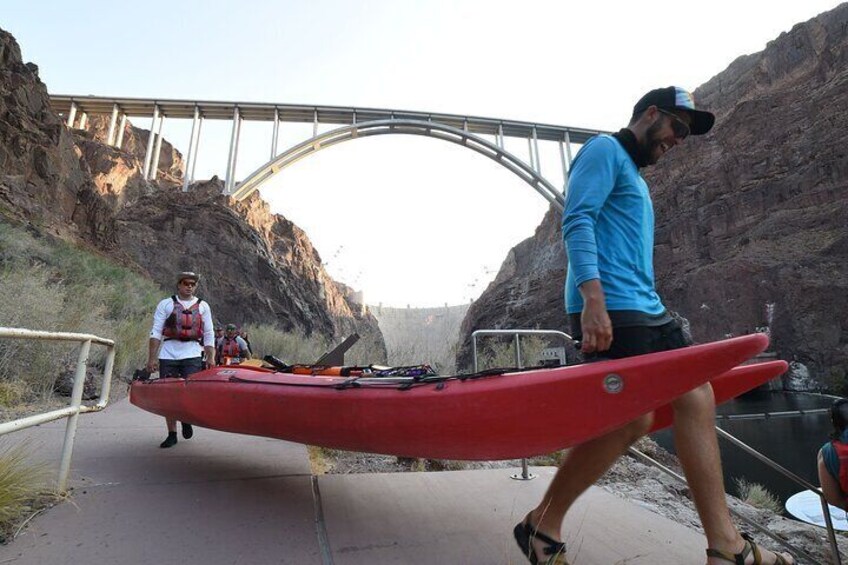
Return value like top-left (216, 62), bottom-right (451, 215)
top-left (0, 399), bottom-right (708, 564)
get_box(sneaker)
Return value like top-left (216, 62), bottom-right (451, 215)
top-left (181, 423), bottom-right (193, 439)
top-left (160, 433), bottom-right (177, 448)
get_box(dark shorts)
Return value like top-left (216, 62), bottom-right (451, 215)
top-left (569, 317), bottom-right (691, 361)
top-left (159, 357), bottom-right (203, 378)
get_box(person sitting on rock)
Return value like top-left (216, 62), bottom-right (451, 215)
top-left (146, 271), bottom-right (215, 448)
top-left (217, 324), bottom-right (251, 365)
top-left (818, 398), bottom-right (848, 510)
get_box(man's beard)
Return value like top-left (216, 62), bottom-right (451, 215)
top-left (636, 120), bottom-right (665, 167)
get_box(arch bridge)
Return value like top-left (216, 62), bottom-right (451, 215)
top-left (49, 95), bottom-right (607, 212)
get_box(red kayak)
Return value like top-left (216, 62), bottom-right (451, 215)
top-left (131, 334), bottom-right (784, 460)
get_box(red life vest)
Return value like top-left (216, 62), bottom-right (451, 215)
top-left (219, 336), bottom-right (242, 358)
top-left (832, 439), bottom-right (848, 501)
top-left (162, 296), bottom-right (204, 343)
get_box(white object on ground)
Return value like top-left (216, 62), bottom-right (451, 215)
top-left (785, 490), bottom-right (848, 531)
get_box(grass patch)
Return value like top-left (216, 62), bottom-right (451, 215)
top-left (307, 446), bottom-right (338, 475)
top-left (734, 477), bottom-right (783, 513)
top-left (527, 451), bottom-right (567, 467)
top-left (0, 439), bottom-right (56, 543)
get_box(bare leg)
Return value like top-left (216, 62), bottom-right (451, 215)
top-left (672, 383), bottom-right (793, 564)
top-left (166, 417), bottom-right (177, 433)
top-left (527, 413), bottom-right (654, 554)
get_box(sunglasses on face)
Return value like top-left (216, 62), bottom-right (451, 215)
top-left (657, 108), bottom-right (690, 140)
top-left (180, 280), bottom-right (197, 287)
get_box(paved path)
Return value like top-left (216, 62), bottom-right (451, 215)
top-left (0, 398), bottom-right (708, 564)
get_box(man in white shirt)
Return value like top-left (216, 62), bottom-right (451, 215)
top-left (146, 271), bottom-right (216, 448)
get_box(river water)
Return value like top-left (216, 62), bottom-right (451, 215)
top-left (651, 391), bottom-right (835, 507)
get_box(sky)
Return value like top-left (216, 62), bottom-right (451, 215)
top-left (3, 0), bottom-right (842, 307)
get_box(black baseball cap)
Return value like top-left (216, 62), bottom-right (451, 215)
top-left (633, 86), bottom-right (715, 135)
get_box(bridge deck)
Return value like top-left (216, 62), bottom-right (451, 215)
top-left (0, 398), bottom-right (708, 564)
top-left (48, 94), bottom-right (604, 143)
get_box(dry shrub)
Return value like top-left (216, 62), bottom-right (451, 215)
top-left (0, 381), bottom-right (27, 408)
top-left (0, 439), bottom-right (55, 542)
top-left (242, 324), bottom-right (328, 365)
top-left (0, 220), bottom-right (160, 401)
top-left (474, 335), bottom-right (549, 372)
top-left (734, 477), bottom-right (783, 514)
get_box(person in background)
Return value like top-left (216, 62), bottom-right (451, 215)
top-left (146, 272), bottom-right (215, 448)
top-left (214, 325), bottom-right (224, 342)
top-left (818, 398), bottom-right (848, 510)
top-left (216, 323), bottom-right (251, 365)
top-left (240, 330), bottom-right (253, 356)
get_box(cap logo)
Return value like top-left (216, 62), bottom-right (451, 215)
top-left (674, 88), bottom-right (696, 110)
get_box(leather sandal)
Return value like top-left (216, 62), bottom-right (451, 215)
top-left (706, 533), bottom-right (795, 564)
top-left (513, 513), bottom-right (569, 565)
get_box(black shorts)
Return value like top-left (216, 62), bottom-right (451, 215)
top-left (159, 357), bottom-right (203, 378)
top-left (570, 318), bottom-right (691, 360)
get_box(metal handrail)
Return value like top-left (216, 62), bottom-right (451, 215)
top-left (627, 446), bottom-right (824, 564)
top-left (0, 327), bottom-right (117, 492)
top-left (716, 408), bottom-right (830, 421)
top-left (714, 426), bottom-right (842, 564)
top-left (470, 329), bottom-right (573, 373)
top-left (631, 424), bottom-right (844, 564)
top-left (471, 329), bottom-right (573, 480)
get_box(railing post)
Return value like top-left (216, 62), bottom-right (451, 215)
top-left (57, 339), bottom-right (92, 492)
top-left (514, 333), bottom-right (522, 369)
top-left (472, 334), bottom-right (478, 373)
top-left (97, 345), bottom-right (117, 409)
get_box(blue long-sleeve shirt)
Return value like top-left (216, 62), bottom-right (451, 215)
top-left (563, 134), bottom-right (665, 316)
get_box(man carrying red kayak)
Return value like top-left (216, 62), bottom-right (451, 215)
top-left (514, 87), bottom-right (794, 564)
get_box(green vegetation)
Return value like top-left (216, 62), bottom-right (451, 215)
top-left (241, 324), bottom-right (330, 365)
top-left (0, 220), bottom-right (160, 404)
top-left (0, 439), bottom-right (55, 542)
top-left (474, 335), bottom-right (549, 372)
top-left (734, 477), bottom-right (783, 514)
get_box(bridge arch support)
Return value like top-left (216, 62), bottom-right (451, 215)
top-left (229, 119), bottom-right (565, 212)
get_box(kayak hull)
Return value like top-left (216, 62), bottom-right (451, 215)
top-left (131, 334), bottom-right (781, 460)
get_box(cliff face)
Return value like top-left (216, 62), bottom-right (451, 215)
top-left (0, 27), bottom-right (385, 360)
top-left (73, 114), bottom-right (184, 212)
top-left (113, 178), bottom-right (385, 355)
top-left (458, 4), bottom-right (848, 388)
top-left (0, 29), bottom-right (112, 244)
